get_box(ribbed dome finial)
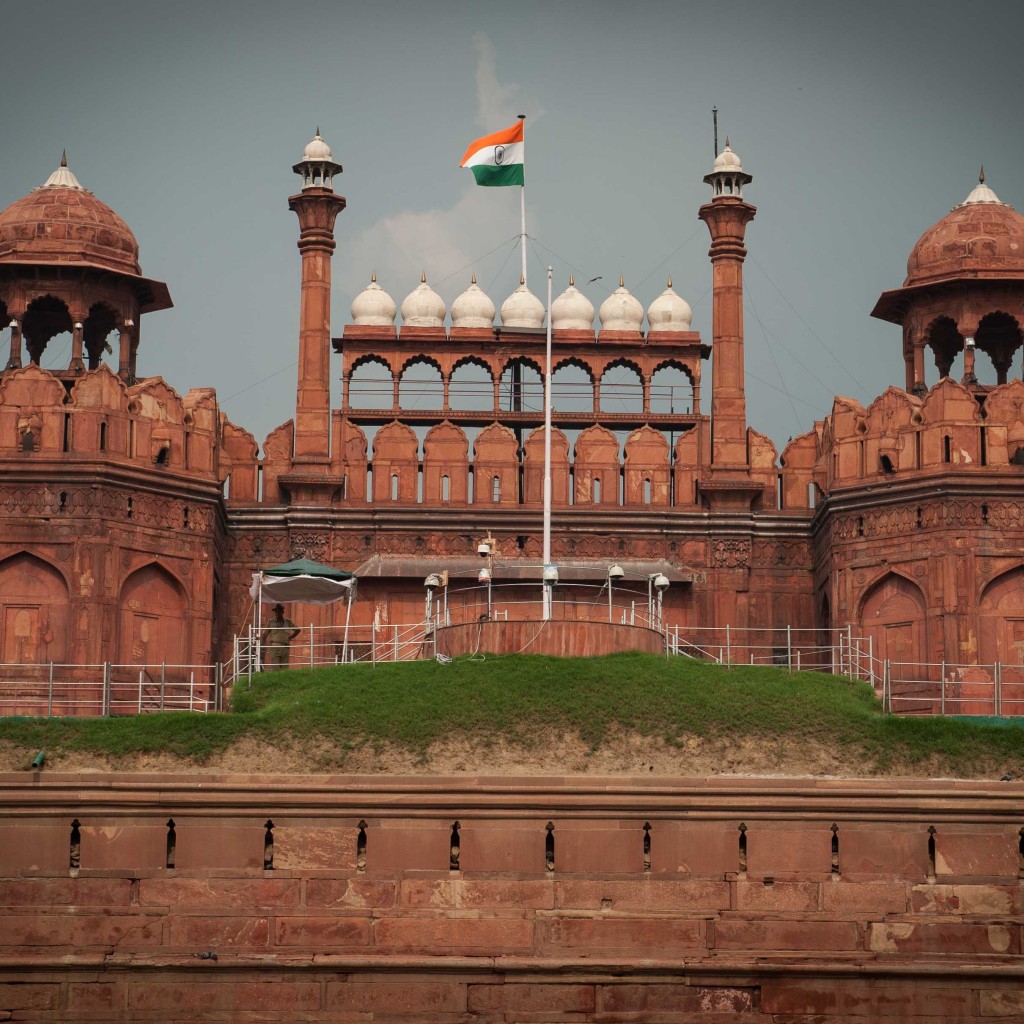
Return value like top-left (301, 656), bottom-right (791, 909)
top-left (979, 165), bottom-right (985, 184)
top-left (60, 149), bottom-right (67, 168)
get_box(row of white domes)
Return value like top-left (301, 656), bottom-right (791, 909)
top-left (351, 273), bottom-right (693, 332)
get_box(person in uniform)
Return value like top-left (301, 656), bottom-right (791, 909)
top-left (261, 603), bottom-right (300, 670)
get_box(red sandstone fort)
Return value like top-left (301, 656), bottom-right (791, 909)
top-left (2, 130), bottom-right (1024, 1024)
top-left (1, 135), bottom-right (1024, 683)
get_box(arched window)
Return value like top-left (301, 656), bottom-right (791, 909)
top-left (348, 357), bottom-right (393, 410)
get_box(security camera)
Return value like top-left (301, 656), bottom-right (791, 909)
top-left (652, 573), bottom-right (670, 591)
top-left (608, 564), bottom-right (625, 580)
top-left (477, 542), bottom-right (492, 557)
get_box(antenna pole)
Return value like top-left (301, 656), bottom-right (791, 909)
top-left (713, 106), bottom-right (719, 158)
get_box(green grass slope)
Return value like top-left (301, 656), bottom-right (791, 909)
top-left (2, 653), bottom-right (1023, 776)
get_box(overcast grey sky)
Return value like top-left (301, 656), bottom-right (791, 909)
top-left (3, 0), bottom-right (1022, 451)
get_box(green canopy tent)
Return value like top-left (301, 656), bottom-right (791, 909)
top-left (249, 558), bottom-right (357, 664)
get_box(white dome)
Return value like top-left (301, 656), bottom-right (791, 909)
top-left (551, 276), bottom-right (594, 330)
top-left (451, 275), bottom-right (495, 328)
top-left (962, 168), bottom-right (1003, 206)
top-left (713, 139), bottom-right (743, 173)
top-left (647, 278), bottom-right (693, 333)
top-left (400, 273), bottom-right (446, 327)
top-left (500, 277), bottom-right (545, 329)
top-left (351, 272), bottom-right (397, 326)
top-left (598, 276), bottom-right (644, 332)
top-left (303, 130), bottom-right (333, 162)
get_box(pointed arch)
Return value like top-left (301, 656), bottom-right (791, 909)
top-left (21, 294), bottom-right (72, 366)
top-left (575, 424), bottom-right (620, 505)
top-left (924, 315), bottom-right (962, 382)
top-left (979, 566), bottom-right (1024, 667)
top-left (423, 421), bottom-right (469, 503)
top-left (0, 552), bottom-right (71, 664)
top-left (857, 571), bottom-right (927, 674)
top-left (398, 356), bottom-right (443, 410)
top-left (118, 562), bottom-right (189, 668)
top-left (523, 425), bottom-right (570, 505)
top-left (975, 310), bottom-right (1023, 385)
top-left (551, 359), bottom-right (595, 414)
top-left (599, 359), bottom-right (643, 414)
top-left (449, 358), bottom-right (494, 412)
top-left (473, 423), bottom-right (519, 505)
top-left (372, 420), bottom-right (419, 502)
top-left (623, 426), bottom-right (670, 506)
top-left (347, 356), bottom-right (393, 410)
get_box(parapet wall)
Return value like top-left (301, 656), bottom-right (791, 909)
top-left (1, 773), bottom-right (1022, 1022)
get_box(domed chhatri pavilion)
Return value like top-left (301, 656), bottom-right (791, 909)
top-left (1, 134), bottom-right (1024, 688)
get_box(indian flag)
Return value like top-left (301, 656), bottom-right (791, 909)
top-left (460, 119), bottom-right (524, 187)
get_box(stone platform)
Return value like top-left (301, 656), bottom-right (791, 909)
top-left (1, 772), bottom-right (1022, 1021)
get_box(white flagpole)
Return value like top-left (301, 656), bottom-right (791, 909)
top-left (542, 265), bottom-right (553, 620)
top-left (518, 114), bottom-right (527, 287)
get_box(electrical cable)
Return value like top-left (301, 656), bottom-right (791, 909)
top-left (744, 288), bottom-right (803, 436)
top-left (748, 253), bottom-right (870, 395)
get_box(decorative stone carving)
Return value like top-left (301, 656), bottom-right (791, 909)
top-left (712, 539), bottom-right (751, 568)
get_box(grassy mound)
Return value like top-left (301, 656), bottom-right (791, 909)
top-left (2, 653), bottom-right (1023, 776)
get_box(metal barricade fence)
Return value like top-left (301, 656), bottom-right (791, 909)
top-left (0, 661), bottom-right (219, 718)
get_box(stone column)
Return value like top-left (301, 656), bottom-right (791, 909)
top-left (118, 322), bottom-right (134, 379)
top-left (5, 315), bottom-right (22, 371)
top-left (288, 187), bottom-right (346, 466)
top-left (699, 196), bottom-right (756, 471)
top-left (69, 318), bottom-right (86, 373)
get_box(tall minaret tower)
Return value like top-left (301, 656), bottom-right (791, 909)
top-left (288, 130), bottom-right (346, 470)
top-left (698, 140), bottom-right (758, 510)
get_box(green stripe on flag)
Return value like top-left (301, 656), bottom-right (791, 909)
top-left (470, 164), bottom-right (524, 187)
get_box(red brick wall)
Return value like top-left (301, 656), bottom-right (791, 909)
top-left (1, 773), bottom-right (1021, 1021)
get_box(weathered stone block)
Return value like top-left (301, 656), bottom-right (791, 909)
top-left (934, 830), bottom-right (1020, 879)
top-left (553, 821), bottom-right (644, 873)
top-left (912, 882), bottom-right (1020, 915)
top-left (841, 826), bottom-right (929, 879)
top-left (596, 983), bottom-right (756, 1012)
top-left (372, 915), bottom-right (534, 954)
top-left (274, 825), bottom-right (358, 871)
top-left (174, 824), bottom-right (264, 870)
top-left (468, 982), bottom-right (596, 1012)
top-left (760, 978), bottom-right (974, 1015)
top-left (81, 823), bottom-right (165, 871)
top-left (0, 914), bottom-right (162, 948)
top-left (326, 980), bottom-right (467, 1012)
top-left (458, 822), bottom-right (548, 873)
top-left (273, 915), bottom-right (371, 947)
top-left (746, 826), bottom-right (832, 875)
top-left (127, 981), bottom-right (321, 1012)
top-left (166, 914), bottom-right (271, 948)
top-left (0, 984), bottom-right (59, 1010)
top-left (540, 916), bottom-right (702, 954)
top-left (555, 878), bottom-right (728, 912)
top-left (366, 823), bottom-right (452, 873)
top-left (401, 877), bottom-right (554, 910)
top-left (0, 824), bottom-right (69, 873)
top-left (713, 918), bottom-right (859, 951)
top-left (735, 878), bottom-right (819, 911)
top-left (305, 877), bottom-right (396, 909)
top-left (140, 876), bottom-right (301, 908)
top-left (869, 920), bottom-right (1020, 955)
top-left (648, 824), bottom-right (739, 877)
top-left (821, 880), bottom-right (908, 913)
